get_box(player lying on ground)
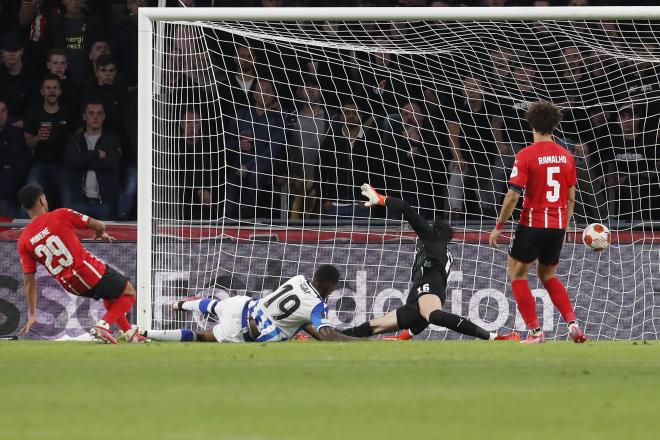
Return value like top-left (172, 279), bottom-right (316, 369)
top-left (342, 184), bottom-right (519, 342)
top-left (16, 184), bottom-right (146, 343)
top-left (145, 265), bottom-right (360, 343)
top-left (489, 101), bottom-right (586, 344)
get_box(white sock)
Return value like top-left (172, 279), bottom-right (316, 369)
top-left (489, 332), bottom-right (497, 340)
top-left (182, 298), bottom-right (220, 315)
top-left (147, 329), bottom-right (197, 342)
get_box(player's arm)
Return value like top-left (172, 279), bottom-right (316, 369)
top-left (304, 324), bottom-right (362, 342)
top-left (360, 184), bottom-right (434, 240)
top-left (489, 188), bottom-right (521, 248)
top-left (18, 273), bottom-right (38, 336)
top-left (87, 217), bottom-right (114, 242)
top-left (566, 186), bottom-right (576, 225)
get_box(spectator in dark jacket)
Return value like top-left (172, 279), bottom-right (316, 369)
top-left (80, 54), bottom-right (127, 140)
top-left (0, 99), bottom-right (30, 217)
top-left (0, 33), bottom-right (36, 124)
top-left (64, 100), bottom-right (120, 219)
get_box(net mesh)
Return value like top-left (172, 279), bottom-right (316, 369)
top-left (147, 16), bottom-right (660, 340)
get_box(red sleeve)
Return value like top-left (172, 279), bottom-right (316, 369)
top-left (508, 151), bottom-right (528, 189)
top-left (18, 239), bottom-right (37, 274)
top-left (58, 208), bottom-right (90, 230)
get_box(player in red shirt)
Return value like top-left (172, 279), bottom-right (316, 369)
top-left (16, 184), bottom-right (146, 343)
top-left (489, 101), bottom-right (587, 344)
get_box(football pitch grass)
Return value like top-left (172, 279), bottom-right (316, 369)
top-left (1, 341), bottom-right (659, 440)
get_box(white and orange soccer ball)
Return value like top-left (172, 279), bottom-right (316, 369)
top-left (582, 223), bottom-right (611, 251)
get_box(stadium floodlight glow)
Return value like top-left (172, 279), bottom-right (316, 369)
top-left (138, 7), bottom-right (660, 339)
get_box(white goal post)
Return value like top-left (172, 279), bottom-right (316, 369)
top-left (137, 6), bottom-right (660, 338)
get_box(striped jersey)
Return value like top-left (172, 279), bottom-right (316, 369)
top-left (508, 141), bottom-right (576, 229)
top-left (247, 275), bottom-right (331, 342)
top-left (18, 209), bottom-right (107, 294)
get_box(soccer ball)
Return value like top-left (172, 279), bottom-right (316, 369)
top-left (582, 223), bottom-right (611, 251)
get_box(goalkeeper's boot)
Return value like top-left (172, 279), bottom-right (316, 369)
top-left (521, 332), bottom-right (545, 344)
top-left (172, 296), bottom-right (202, 312)
top-left (495, 331), bottom-right (521, 341)
top-left (383, 329), bottom-right (413, 341)
top-left (90, 321), bottom-right (117, 344)
top-left (569, 324), bottom-right (587, 343)
top-left (124, 325), bottom-right (149, 343)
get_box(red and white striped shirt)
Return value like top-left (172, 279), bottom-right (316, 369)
top-left (18, 209), bottom-right (107, 295)
top-left (508, 141), bottom-right (576, 229)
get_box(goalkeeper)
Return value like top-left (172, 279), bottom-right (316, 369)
top-left (342, 184), bottom-right (519, 341)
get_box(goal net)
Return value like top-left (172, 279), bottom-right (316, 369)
top-left (137, 7), bottom-right (660, 340)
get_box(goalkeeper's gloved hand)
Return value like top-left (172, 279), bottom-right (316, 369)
top-left (361, 183), bottom-right (387, 207)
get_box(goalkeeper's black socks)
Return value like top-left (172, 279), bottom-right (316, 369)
top-left (341, 321), bottom-right (374, 338)
top-left (428, 310), bottom-right (491, 340)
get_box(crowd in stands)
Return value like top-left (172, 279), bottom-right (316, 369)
top-left (1, 0), bottom-right (658, 225)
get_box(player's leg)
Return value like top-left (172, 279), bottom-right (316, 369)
top-left (417, 294), bottom-right (496, 340)
top-left (536, 231), bottom-right (587, 343)
top-left (508, 226), bottom-right (545, 343)
top-left (172, 297), bottom-right (220, 316)
top-left (341, 309), bottom-right (400, 338)
top-left (145, 328), bottom-right (216, 342)
top-left (89, 267), bottom-right (137, 343)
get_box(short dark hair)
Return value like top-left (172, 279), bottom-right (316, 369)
top-left (41, 73), bottom-right (61, 87)
top-left (47, 48), bottom-right (67, 60)
top-left (526, 101), bottom-right (563, 135)
top-left (313, 265), bottom-right (341, 286)
top-left (84, 98), bottom-right (105, 111)
top-left (18, 184), bottom-right (44, 210)
top-left (433, 219), bottom-right (453, 243)
top-left (96, 54), bottom-right (116, 68)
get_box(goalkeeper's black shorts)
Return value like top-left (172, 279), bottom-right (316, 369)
top-left (406, 271), bottom-right (447, 307)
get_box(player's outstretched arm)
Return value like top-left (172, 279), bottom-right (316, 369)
top-left (17, 273), bottom-right (38, 335)
top-left (360, 183), bottom-right (434, 240)
top-left (489, 188), bottom-right (520, 248)
top-left (87, 217), bottom-right (114, 242)
top-left (305, 324), bottom-right (362, 342)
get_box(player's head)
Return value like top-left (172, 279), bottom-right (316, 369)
top-left (18, 184), bottom-right (47, 212)
top-left (526, 101), bottom-right (563, 135)
top-left (312, 264), bottom-right (341, 298)
top-left (433, 218), bottom-right (453, 243)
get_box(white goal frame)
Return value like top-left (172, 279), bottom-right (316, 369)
top-left (136, 6), bottom-right (660, 330)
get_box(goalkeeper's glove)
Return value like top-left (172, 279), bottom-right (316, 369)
top-left (361, 183), bottom-right (387, 207)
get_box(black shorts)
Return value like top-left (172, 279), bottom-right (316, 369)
top-left (509, 225), bottom-right (565, 266)
top-left (81, 265), bottom-right (129, 300)
top-left (406, 272), bottom-right (447, 307)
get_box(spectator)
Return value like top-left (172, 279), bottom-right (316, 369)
top-left (45, 48), bottom-right (80, 113)
top-left (605, 105), bottom-right (655, 223)
top-left (0, 33), bottom-right (36, 124)
top-left (177, 107), bottom-right (221, 221)
top-left (226, 79), bottom-right (285, 220)
top-left (111, 0), bottom-right (142, 87)
top-left (64, 100), bottom-right (120, 219)
top-left (24, 74), bottom-right (75, 208)
top-left (18, 0), bottom-right (65, 71)
top-left (446, 76), bottom-right (499, 218)
top-left (318, 102), bottom-right (382, 220)
top-left (80, 54), bottom-right (127, 139)
top-left (0, 99), bottom-right (30, 217)
top-left (380, 101), bottom-right (435, 218)
top-left (285, 75), bottom-right (329, 219)
top-left (221, 45), bottom-right (259, 118)
top-left (570, 142), bottom-right (607, 224)
top-left (87, 39), bottom-right (111, 77)
top-left (46, 0), bottom-right (106, 84)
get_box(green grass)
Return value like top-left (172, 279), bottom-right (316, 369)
top-left (0, 341), bottom-right (659, 440)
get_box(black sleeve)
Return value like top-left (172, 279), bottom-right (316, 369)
top-left (384, 197), bottom-right (434, 240)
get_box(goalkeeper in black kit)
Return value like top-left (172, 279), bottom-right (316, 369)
top-left (342, 184), bottom-right (520, 341)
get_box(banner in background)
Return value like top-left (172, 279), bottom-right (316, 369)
top-left (1, 241), bottom-right (658, 340)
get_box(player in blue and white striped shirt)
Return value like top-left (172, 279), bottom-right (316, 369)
top-left (145, 265), bottom-right (358, 343)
